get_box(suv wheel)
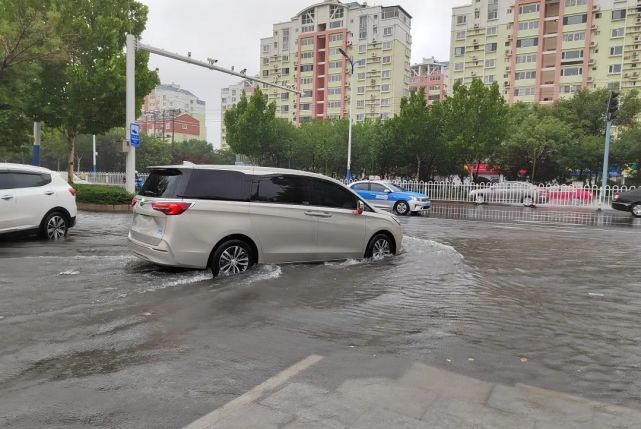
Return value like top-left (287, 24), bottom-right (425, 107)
top-left (365, 234), bottom-right (394, 260)
top-left (210, 239), bottom-right (255, 277)
top-left (632, 203), bottom-right (641, 218)
top-left (394, 201), bottom-right (410, 216)
top-left (41, 212), bottom-right (68, 240)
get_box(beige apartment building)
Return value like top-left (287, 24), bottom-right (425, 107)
top-left (450, 0), bottom-right (641, 104)
top-left (259, 0), bottom-right (412, 124)
top-left (220, 79), bottom-right (257, 149)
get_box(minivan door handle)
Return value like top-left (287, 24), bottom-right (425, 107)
top-left (44, 191), bottom-right (55, 196)
top-left (1, 195), bottom-right (13, 200)
top-left (304, 211), bottom-right (332, 218)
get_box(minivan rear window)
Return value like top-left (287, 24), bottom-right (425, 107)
top-left (140, 169), bottom-right (186, 198)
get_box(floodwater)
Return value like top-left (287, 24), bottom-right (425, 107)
top-left (0, 207), bottom-right (640, 427)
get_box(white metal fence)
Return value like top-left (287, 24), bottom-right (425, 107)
top-left (67, 171), bottom-right (635, 209)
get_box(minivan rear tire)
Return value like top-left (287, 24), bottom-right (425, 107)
top-left (210, 239), bottom-right (256, 277)
top-left (40, 211), bottom-right (68, 240)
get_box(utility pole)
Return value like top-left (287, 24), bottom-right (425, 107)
top-left (32, 122), bottom-right (41, 166)
top-left (171, 109), bottom-right (176, 147)
top-left (338, 48), bottom-right (357, 182)
top-left (92, 134), bottom-right (97, 173)
top-left (125, 33), bottom-right (136, 193)
top-left (600, 91), bottom-right (619, 202)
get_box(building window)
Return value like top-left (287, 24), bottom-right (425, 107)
top-left (357, 86), bottom-right (365, 94)
top-left (514, 87), bottom-right (535, 96)
top-left (327, 101), bottom-right (341, 109)
top-left (281, 92), bottom-right (290, 100)
top-left (263, 45), bottom-right (270, 54)
top-left (381, 84), bottom-right (391, 92)
top-left (330, 5), bottom-right (344, 19)
top-left (516, 38), bottom-right (538, 48)
top-left (328, 74), bottom-right (342, 82)
top-left (329, 20), bottom-right (343, 28)
top-left (456, 30), bottom-right (466, 40)
top-left (282, 55), bottom-right (289, 61)
top-left (282, 67), bottom-right (290, 75)
top-left (273, 41), bottom-right (278, 49)
top-left (565, 0), bottom-right (587, 6)
top-left (281, 105), bottom-right (289, 113)
top-left (608, 82), bottom-right (620, 90)
top-left (609, 64), bottom-right (622, 74)
top-left (181, 124), bottom-right (188, 130)
top-left (329, 33), bottom-right (343, 42)
top-left (456, 15), bottom-right (467, 25)
top-left (563, 31), bottom-right (586, 41)
top-left (519, 4), bottom-right (539, 14)
top-left (382, 70), bottom-right (391, 78)
top-left (262, 70), bottom-right (269, 77)
top-left (282, 29), bottom-right (290, 49)
top-left (329, 60), bottom-right (342, 68)
top-left (610, 46), bottom-right (624, 56)
top-left (302, 77), bottom-right (313, 85)
top-left (561, 49), bottom-right (583, 60)
top-left (381, 112), bottom-right (390, 120)
top-left (383, 41), bottom-right (392, 50)
top-left (382, 56), bottom-right (391, 64)
top-left (611, 28), bottom-right (625, 38)
top-left (300, 103), bottom-right (311, 110)
top-left (612, 9), bottom-right (626, 20)
top-left (359, 15), bottom-right (368, 40)
top-left (356, 113), bottom-right (365, 121)
top-left (302, 90), bottom-right (313, 98)
top-left (485, 59), bottom-right (496, 68)
top-left (302, 9), bottom-right (314, 24)
top-left (455, 46), bottom-right (466, 56)
top-left (515, 70), bottom-right (536, 80)
top-left (483, 75), bottom-right (494, 84)
top-left (561, 66), bottom-right (582, 76)
top-left (559, 84), bottom-right (580, 93)
top-left (486, 42), bottom-right (497, 52)
top-left (328, 87), bottom-right (342, 95)
top-left (165, 123), bottom-right (170, 130)
top-left (518, 20), bottom-right (539, 31)
top-left (383, 27), bottom-right (393, 37)
top-left (487, 26), bottom-right (497, 36)
top-left (563, 14), bottom-right (587, 25)
top-left (357, 100), bottom-right (365, 108)
top-left (381, 98), bottom-right (391, 106)
top-left (301, 51), bottom-right (313, 59)
top-left (262, 58), bottom-right (269, 65)
top-left (359, 44), bottom-right (367, 53)
top-left (329, 47), bottom-right (341, 55)
top-left (300, 64), bottom-right (313, 72)
top-left (357, 72), bottom-right (366, 80)
top-left (301, 37), bottom-right (314, 46)
top-left (454, 62), bottom-right (464, 71)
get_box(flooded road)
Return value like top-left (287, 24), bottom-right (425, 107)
top-left (0, 209), bottom-right (640, 428)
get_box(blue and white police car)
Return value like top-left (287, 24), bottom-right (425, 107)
top-left (349, 180), bottom-right (431, 216)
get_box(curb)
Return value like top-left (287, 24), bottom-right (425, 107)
top-left (77, 203), bottom-right (132, 213)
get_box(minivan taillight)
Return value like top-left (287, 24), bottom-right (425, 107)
top-left (68, 187), bottom-right (76, 197)
top-left (151, 201), bottom-right (192, 215)
top-left (131, 196), bottom-right (137, 206)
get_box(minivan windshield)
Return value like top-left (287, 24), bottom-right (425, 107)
top-left (140, 169), bottom-right (184, 197)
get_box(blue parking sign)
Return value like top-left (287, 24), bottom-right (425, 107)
top-left (130, 122), bottom-right (141, 148)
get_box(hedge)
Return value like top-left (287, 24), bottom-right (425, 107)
top-left (72, 184), bottom-right (134, 205)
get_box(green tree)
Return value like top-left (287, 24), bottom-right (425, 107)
top-left (28, 0), bottom-right (159, 182)
top-left (172, 139), bottom-right (215, 164)
top-left (442, 80), bottom-right (508, 179)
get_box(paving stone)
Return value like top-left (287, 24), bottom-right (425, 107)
top-left (210, 403), bottom-right (293, 429)
top-left (425, 396), bottom-right (535, 429)
top-left (398, 362), bottom-right (494, 403)
top-left (350, 407), bottom-right (428, 429)
top-left (592, 404), bottom-right (641, 429)
top-left (337, 377), bottom-right (438, 419)
top-left (282, 417), bottom-right (346, 429)
top-left (260, 382), bottom-right (330, 411)
top-left (487, 384), bottom-right (592, 423)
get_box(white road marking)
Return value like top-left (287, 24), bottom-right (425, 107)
top-left (182, 354), bottom-right (324, 429)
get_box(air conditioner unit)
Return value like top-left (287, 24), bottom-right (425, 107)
top-left (587, 76), bottom-right (594, 81)
top-left (474, 24), bottom-right (480, 29)
top-left (592, 4), bottom-right (599, 10)
top-left (591, 24), bottom-right (598, 30)
top-left (471, 71), bottom-right (477, 76)
top-left (473, 39), bottom-right (478, 44)
top-left (590, 41), bottom-right (598, 48)
top-left (624, 73), bottom-right (630, 78)
top-left (507, 34), bottom-right (513, 39)
top-left (505, 49), bottom-right (511, 56)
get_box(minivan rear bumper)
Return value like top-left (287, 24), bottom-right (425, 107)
top-left (128, 234), bottom-right (203, 269)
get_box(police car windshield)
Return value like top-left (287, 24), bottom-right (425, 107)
top-left (386, 183), bottom-right (406, 192)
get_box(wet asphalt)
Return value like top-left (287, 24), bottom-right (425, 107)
top-left (0, 204), bottom-right (640, 428)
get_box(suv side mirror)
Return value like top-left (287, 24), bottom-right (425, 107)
top-left (353, 200), bottom-right (365, 215)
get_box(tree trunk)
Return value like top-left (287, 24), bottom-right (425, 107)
top-left (66, 129), bottom-right (77, 184)
top-left (415, 155), bottom-right (421, 180)
top-left (531, 157), bottom-right (537, 184)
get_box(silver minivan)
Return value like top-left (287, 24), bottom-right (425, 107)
top-left (128, 165), bottom-right (403, 276)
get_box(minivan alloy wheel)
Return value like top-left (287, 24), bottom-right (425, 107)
top-left (219, 246), bottom-right (250, 275)
top-left (372, 238), bottom-right (392, 260)
top-left (46, 215), bottom-right (67, 240)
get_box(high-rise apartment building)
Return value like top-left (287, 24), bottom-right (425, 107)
top-left (220, 79), bottom-right (257, 149)
top-left (141, 83), bottom-right (207, 140)
top-left (410, 57), bottom-right (449, 104)
top-left (450, 0), bottom-right (639, 104)
top-left (259, 0), bottom-right (412, 124)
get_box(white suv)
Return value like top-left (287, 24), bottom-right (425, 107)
top-left (0, 163), bottom-right (77, 239)
top-left (128, 165), bottom-right (403, 276)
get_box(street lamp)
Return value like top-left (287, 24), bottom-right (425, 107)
top-left (338, 47), bottom-right (361, 182)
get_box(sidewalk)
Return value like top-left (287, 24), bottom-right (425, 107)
top-left (183, 352), bottom-right (641, 429)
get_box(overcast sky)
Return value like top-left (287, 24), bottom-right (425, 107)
top-left (139, 0), bottom-right (470, 148)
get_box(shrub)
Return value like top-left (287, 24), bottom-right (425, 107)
top-left (72, 184), bottom-right (133, 205)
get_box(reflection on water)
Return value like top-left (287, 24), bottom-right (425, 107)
top-left (426, 203), bottom-right (641, 227)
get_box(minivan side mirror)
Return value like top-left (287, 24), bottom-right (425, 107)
top-left (353, 200), bottom-right (365, 215)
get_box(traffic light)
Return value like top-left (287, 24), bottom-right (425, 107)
top-left (607, 91), bottom-right (620, 120)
